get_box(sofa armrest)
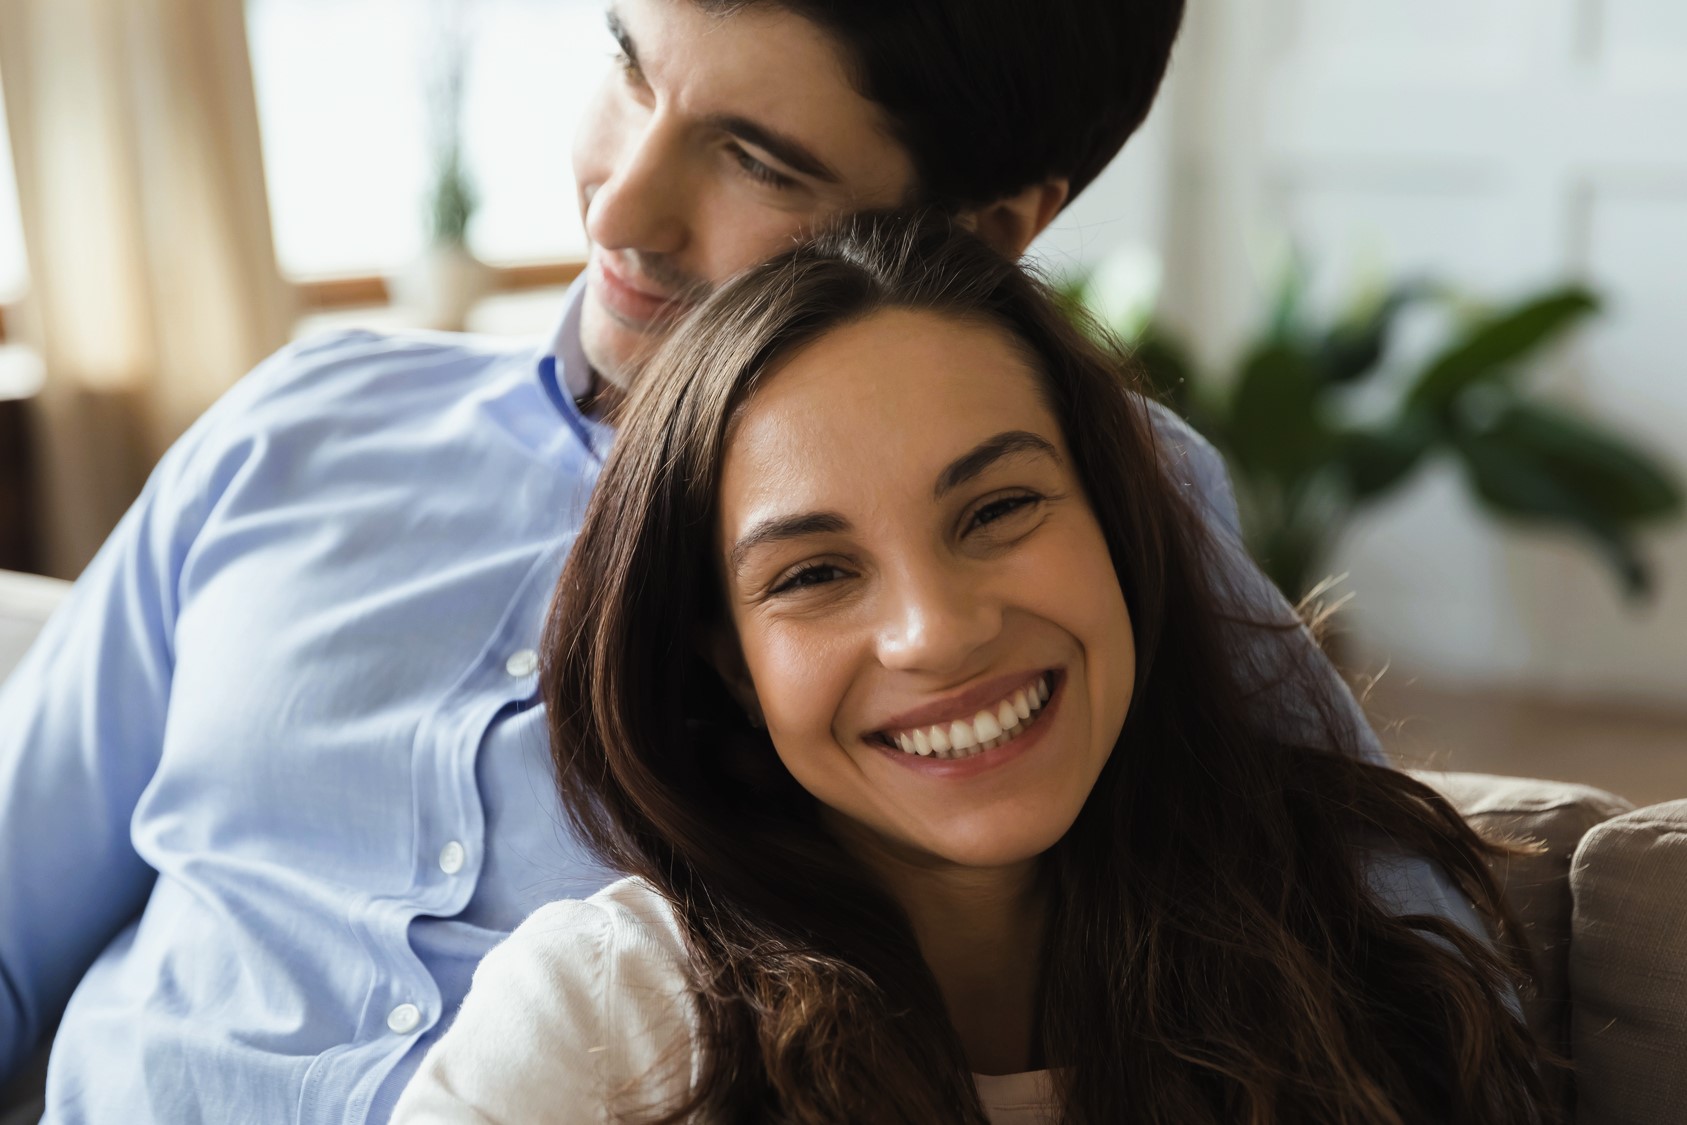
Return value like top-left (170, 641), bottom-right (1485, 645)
top-left (1570, 798), bottom-right (1687, 1125)
top-left (1411, 768), bottom-right (1633, 1111)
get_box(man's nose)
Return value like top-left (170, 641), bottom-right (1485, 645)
top-left (584, 114), bottom-right (688, 258)
top-left (874, 564), bottom-right (1003, 677)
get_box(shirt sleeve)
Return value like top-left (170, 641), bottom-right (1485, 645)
top-left (0, 332), bottom-right (372, 1082)
top-left (1143, 401), bottom-right (1492, 931)
top-left (391, 898), bottom-right (694, 1125)
top-left (1142, 399), bottom-right (1387, 763)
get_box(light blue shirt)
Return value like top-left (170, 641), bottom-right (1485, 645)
top-left (0, 280), bottom-right (1483, 1122)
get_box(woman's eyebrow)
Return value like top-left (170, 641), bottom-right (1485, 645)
top-left (730, 512), bottom-right (851, 576)
top-left (933, 431), bottom-right (1060, 499)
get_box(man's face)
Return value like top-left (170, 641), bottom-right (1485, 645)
top-left (572, 0), bottom-right (917, 387)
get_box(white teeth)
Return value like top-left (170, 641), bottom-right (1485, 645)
top-left (997, 700), bottom-right (1019, 731)
top-left (880, 673), bottom-right (1055, 761)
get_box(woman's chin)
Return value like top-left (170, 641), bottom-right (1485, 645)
top-left (902, 816), bottom-right (1076, 873)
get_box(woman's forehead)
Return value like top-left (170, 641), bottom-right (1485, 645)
top-left (718, 310), bottom-right (1064, 527)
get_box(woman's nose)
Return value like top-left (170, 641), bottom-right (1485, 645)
top-left (583, 114), bottom-right (688, 258)
top-left (874, 566), bottom-right (1003, 676)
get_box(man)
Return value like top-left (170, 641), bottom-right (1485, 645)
top-left (0, 1), bottom-right (1477, 1120)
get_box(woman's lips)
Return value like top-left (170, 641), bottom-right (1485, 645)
top-left (591, 256), bottom-right (685, 327)
top-left (872, 674), bottom-right (1064, 780)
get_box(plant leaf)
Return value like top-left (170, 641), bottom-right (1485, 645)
top-left (1407, 287), bottom-right (1600, 411)
top-left (1227, 342), bottom-right (1333, 483)
top-left (1451, 422), bottom-right (1658, 598)
top-left (1316, 281), bottom-right (1434, 385)
top-left (1336, 409), bottom-right (1440, 502)
top-left (1131, 327), bottom-right (1196, 416)
top-left (1484, 400), bottom-right (1684, 522)
top-left (1266, 249), bottom-right (1309, 346)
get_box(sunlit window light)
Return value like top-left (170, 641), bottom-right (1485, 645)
top-left (0, 70), bottom-right (30, 304)
top-left (245, 0), bottom-right (609, 280)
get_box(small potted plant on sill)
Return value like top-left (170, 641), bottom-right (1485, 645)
top-left (391, 0), bottom-right (488, 332)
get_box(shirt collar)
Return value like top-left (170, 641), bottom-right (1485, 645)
top-left (535, 276), bottom-right (614, 460)
top-left (542, 276), bottom-right (595, 399)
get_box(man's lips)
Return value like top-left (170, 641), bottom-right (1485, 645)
top-left (591, 256), bottom-right (689, 326)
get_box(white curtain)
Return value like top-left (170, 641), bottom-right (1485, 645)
top-left (0, 0), bottom-right (294, 577)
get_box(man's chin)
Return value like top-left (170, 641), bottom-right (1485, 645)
top-left (579, 297), bottom-right (659, 394)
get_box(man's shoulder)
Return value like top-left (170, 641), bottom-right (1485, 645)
top-left (224, 327), bottom-right (533, 426)
top-left (140, 327), bottom-right (541, 535)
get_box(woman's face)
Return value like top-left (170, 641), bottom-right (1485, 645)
top-left (713, 308), bottom-right (1136, 872)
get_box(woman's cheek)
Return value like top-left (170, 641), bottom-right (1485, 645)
top-left (748, 624), bottom-right (855, 744)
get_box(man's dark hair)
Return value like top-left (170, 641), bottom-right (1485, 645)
top-left (698, 0), bottom-right (1187, 208)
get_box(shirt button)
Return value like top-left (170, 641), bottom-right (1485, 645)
top-left (438, 841), bottom-right (466, 875)
top-left (505, 649), bottom-right (538, 677)
top-left (387, 1004), bottom-right (422, 1035)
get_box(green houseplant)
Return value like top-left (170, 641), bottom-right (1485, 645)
top-left (1059, 258), bottom-right (1683, 603)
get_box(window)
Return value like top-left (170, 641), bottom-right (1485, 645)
top-left (0, 71), bottom-right (29, 305)
top-left (246, 0), bottom-right (609, 279)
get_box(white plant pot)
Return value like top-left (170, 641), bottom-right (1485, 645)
top-left (390, 241), bottom-right (491, 332)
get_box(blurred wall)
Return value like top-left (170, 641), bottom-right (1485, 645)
top-left (1135, 0), bottom-right (1687, 708)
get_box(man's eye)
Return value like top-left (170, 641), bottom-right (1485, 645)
top-left (732, 146), bottom-right (798, 190)
top-left (611, 50), bottom-right (643, 82)
top-left (770, 563), bottom-right (846, 595)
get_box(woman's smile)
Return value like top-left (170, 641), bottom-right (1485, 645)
top-left (874, 667), bottom-right (1053, 757)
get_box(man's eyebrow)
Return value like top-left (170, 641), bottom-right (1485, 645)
top-left (704, 114), bottom-right (842, 184)
top-left (935, 431), bottom-right (1061, 499)
top-left (606, 10), bottom-right (637, 67)
top-left (730, 512), bottom-right (851, 576)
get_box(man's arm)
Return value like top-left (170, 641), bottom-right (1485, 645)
top-left (1143, 399), bottom-right (1388, 764)
top-left (1144, 402), bottom-right (1504, 942)
top-left (0, 335), bottom-right (329, 1082)
top-left (0, 438), bottom-right (211, 1079)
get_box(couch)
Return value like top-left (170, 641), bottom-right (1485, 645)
top-left (1, 570), bottom-right (1684, 1123)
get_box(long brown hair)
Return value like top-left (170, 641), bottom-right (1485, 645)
top-left (542, 212), bottom-right (1551, 1123)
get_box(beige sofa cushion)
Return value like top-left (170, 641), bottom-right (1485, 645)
top-left (1570, 798), bottom-right (1687, 1125)
top-left (1413, 770), bottom-right (1634, 1094)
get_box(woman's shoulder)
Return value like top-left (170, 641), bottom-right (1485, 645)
top-left (477, 875), bottom-right (697, 1049)
top-left (508, 875), bottom-right (692, 977)
top-left (392, 877), bottom-right (698, 1124)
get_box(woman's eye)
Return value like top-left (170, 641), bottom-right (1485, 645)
top-left (969, 494), bottom-right (1040, 532)
top-left (770, 563), bottom-right (846, 595)
top-left (731, 146), bottom-right (798, 191)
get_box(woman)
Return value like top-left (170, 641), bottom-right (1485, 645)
top-left (394, 213), bottom-right (1550, 1123)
